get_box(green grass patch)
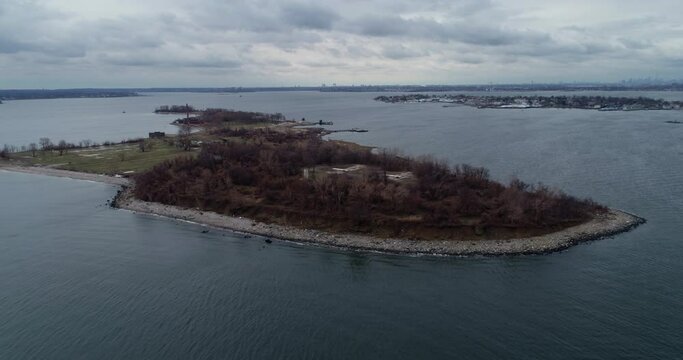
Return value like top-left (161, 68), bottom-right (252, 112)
top-left (14, 139), bottom-right (194, 175)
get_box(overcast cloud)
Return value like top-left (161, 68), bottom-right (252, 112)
top-left (1, 0), bottom-right (682, 88)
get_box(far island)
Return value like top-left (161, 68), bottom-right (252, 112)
top-left (375, 94), bottom-right (683, 111)
top-left (0, 89), bottom-right (139, 101)
top-left (0, 107), bottom-right (645, 256)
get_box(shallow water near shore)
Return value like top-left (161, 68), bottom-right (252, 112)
top-left (1, 92), bottom-right (683, 358)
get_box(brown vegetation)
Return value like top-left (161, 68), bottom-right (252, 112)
top-left (133, 128), bottom-right (605, 240)
top-left (172, 108), bottom-right (286, 127)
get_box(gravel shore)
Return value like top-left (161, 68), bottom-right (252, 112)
top-left (114, 186), bottom-right (645, 256)
top-left (1, 163), bottom-right (646, 256)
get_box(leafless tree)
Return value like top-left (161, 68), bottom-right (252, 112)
top-left (0, 144), bottom-right (9, 159)
top-left (177, 123), bottom-right (192, 151)
top-left (39, 137), bottom-right (52, 151)
top-left (57, 140), bottom-right (68, 156)
top-left (138, 140), bottom-right (153, 152)
top-left (29, 143), bottom-right (38, 157)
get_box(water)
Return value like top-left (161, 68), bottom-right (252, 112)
top-left (1, 92), bottom-right (682, 359)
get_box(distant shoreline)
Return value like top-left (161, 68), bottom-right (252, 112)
top-left (375, 94), bottom-right (683, 111)
top-left (0, 163), bottom-right (646, 256)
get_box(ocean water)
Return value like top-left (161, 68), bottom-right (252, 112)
top-left (1, 92), bottom-right (682, 359)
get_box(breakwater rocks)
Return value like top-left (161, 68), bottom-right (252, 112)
top-left (109, 186), bottom-right (129, 208)
top-left (375, 94), bottom-right (683, 111)
top-left (115, 185), bottom-right (645, 257)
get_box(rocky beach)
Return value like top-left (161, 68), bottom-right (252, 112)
top-left (1, 163), bottom-right (645, 256)
top-left (115, 185), bottom-right (645, 256)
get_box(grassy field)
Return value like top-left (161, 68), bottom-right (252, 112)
top-left (12, 139), bottom-right (195, 175)
top-left (6, 120), bottom-right (290, 175)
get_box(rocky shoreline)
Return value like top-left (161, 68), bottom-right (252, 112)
top-left (0, 164), bottom-right (646, 256)
top-left (113, 185), bottom-right (645, 256)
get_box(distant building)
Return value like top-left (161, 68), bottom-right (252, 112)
top-left (149, 131), bottom-right (166, 139)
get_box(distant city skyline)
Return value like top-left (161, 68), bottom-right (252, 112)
top-left (2, 0), bottom-right (683, 88)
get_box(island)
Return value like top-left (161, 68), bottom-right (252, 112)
top-left (0, 108), bottom-right (645, 256)
top-left (0, 89), bottom-right (139, 101)
top-left (375, 94), bottom-right (683, 111)
top-left (154, 104), bottom-right (199, 114)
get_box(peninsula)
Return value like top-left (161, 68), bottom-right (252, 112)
top-left (0, 109), bottom-right (645, 256)
top-left (375, 94), bottom-right (683, 111)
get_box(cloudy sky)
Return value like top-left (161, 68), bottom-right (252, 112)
top-left (2, 0), bottom-right (683, 88)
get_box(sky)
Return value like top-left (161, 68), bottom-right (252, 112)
top-left (1, 0), bottom-right (683, 88)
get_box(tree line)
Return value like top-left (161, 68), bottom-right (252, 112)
top-left (1, 137), bottom-right (153, 159)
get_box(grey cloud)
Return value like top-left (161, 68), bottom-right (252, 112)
top-left (183, 58), bottom-right (243, 68)
top-left (188, 0), bottom-right (283, 33)
top-left (381, 45), bottom-right (426, 60)
top-left (301, 60), bottom-right (352, 69)
top-left (3, 0), bottom-right (683, 87)
top-left (345, 45), bottom-right (378, 58)
top-left (41, 44), bottom-right (87, 58)
top-left (280, 3), bottom-right (339, 30)
top-left (242, 31), bottom-right (324, 50)
top-left (457, 55), bottom-right (486, 65)
top-left (504, 40), bottom-right (616, 60)
top-left (352, 16), bottom-right (409, 37)
top-left (454, 0), bottom-right (494, 16)
top-left (347, 15), bottom-right (549, 47)
top-left (0, 36), bottom-right (33, 54)
top-left (101, 54), bottom-right (242, 69)
top-left (256, 59), bottom-right (291, 67)
top-left (456, 26), bottom-right (549, 46)
top-left (618, 38), bottom-right (652, 50)
top-left (102, 56), bottom-right (158, 67)
top-left (0, 34), bottom-right (86, 58)
top-left (86, 18), bottom-right (167, 50)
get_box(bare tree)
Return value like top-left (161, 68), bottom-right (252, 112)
top-left (29, 143), bottom-right (38, 157)
top-left (39, 137), bottom-right (52, 151)
top-left (177, 123), bottom-right (192, 151)
top-left (138, 140), bottom-right (153, 152)
top-left (57, 140), bottom-right (67, 156)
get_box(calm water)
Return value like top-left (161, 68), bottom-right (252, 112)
top-left (1, 92), bottom-right (682, 359)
